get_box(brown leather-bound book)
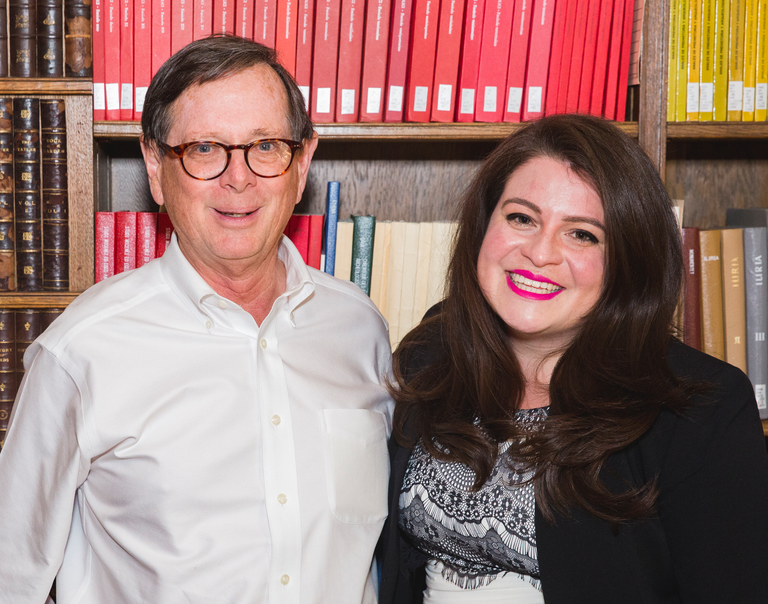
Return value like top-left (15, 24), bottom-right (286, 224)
top-left (9, 0), bottom-right (37, 77)
top-left (38, 0), bottom-right (64, 77)
top-left (0, 309), bottom-right (15, 451)
top-left (0, 100), bottom-right (13, 292)
top-left (681, 227), bottom-right (702, 351)
top-left (14, 308), bottom-right (39, 387)
top-left (14, 99), bottom-right (41, 292)
top-left (0, 9), bottom-right (8, 77)
top-left (41, 100), bottom-right (68, 291)
top-left (699, 229), bottom-right (725, 361)
top-left (65, 0), bottom-right (92, 76)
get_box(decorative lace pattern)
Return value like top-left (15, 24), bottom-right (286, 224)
top-left (398, 407), bottom-right (548, 590)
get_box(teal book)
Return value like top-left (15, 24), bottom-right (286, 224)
top-left (351, 215), bottom-right (376, 296)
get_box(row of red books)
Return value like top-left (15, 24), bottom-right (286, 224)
top-left (93, 0), bottom-right (636, 123)
top-left (94, 212), bottom-right (174, 282)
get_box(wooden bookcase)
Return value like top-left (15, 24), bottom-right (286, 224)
top-left (2, 0), bottom-right (768, 432)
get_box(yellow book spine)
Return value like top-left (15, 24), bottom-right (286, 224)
top-left (728, 0), bottom-right (747, 119)
top-left (688, 0), bottom-right (704, 119)
top-left (714, 0), bottom-right (732, 119)
top-left (678, 0), bottom-right (691, 121)
top-left (700, 0), bottom-right (717, 119)
top-left (669, 0), bottom-right (680, 120)
top-left (743, 0), bottom-right (759, 120)
top-left (756, 0), bottom-right (768, 119)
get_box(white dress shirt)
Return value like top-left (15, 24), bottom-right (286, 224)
top-left (0, 235), bottom-right (393, 604)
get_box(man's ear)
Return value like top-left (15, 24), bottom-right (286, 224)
top-left (293, 131), bottom-right (319, 205)
top-left (140, 136), bottom-right (166, 207)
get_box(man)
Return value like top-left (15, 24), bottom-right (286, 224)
top-left (0, 36), bottom-right (392, 604)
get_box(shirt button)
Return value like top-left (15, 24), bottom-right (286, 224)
top-left (277, 493), bottom-right (287, 504)
top-left (260, 338), bottom-right (267, 349)
top-left (280, 574), bottom-right (290, 585)
top-left (271, 415), bottom-right (281, 426)
top-left (217, 300), bottom-right (227, 309)
top-left (205, 320), bottom-right (213, 329)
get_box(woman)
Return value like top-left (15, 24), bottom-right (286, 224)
top-left (377, 114), bottom-right (768, 604)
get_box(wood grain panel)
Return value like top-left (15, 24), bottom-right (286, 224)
top-left (639, 0), bottom-right (668, 174)
top-left (0, 292), bottom-right (79, 307)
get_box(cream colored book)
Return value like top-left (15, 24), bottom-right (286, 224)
top-left (412, 222), bottom-right (433, 327)
top-left (427, 222), bottom-right (457, 309)
top-left (385, 222), bottom-right (407, 347)
top-left (742, 0), bottom-right (759, 120)
top-left (369, 221), bottom-right (392, 313)
top-left (334, 220), bottom-right (354, 281)
top-left (397, 222), bottom-right (422, 346)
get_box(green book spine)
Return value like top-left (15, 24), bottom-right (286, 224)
top-left (351, 215), bottom-right (376, 296)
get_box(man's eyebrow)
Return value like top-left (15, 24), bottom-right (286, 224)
top-left (500, 198), bottom-right (605, 231)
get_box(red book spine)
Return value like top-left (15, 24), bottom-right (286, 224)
top-left (430, 0), bottom-right (468, 122)
top-left (94, 0), bottom-right (106, 120)
top-left (554, 0), bottom-right (578, 114)
top-left (114, 212), bottom-right (137, 274)
top-left (276, 0), bottom-right (298, 76)
top-left (308, 214), bottom-right (323, 269)
top-left (134, 0), bottom-right (151, 120)
top-left (588, 0), bottom-right (614, 116)
top-left (95, 212), bottom-right (116, 282)
top-left (577, 0), bottom-right (604, 113)
top-left (520, 0), bottom-right (555, 121)
top-left (172, 0), bottom-right (194, 54)
top-left (136, 212), bottom-right (158, 268)
top-left (152, 0), bottom-right (172, 76)
top-left (359, 0), bottom-right (393, 121)
top-left (253, 0), bottom-right (278, 47)
top-left (474, 0), bottom-right (515, 122)
top-left (120, 0), bottom-right (134, 120)
top-left (543, 0), bottom-right (568, 116)
top-left (193, 0), bottom-right (213, 39)
top-left (502, 0), bottom-right (531, 122)
top-left (335, 0), bottom-right (366, 121)
top-left (564, 0), bottom-right (590, 113)
top-left (310, 0), bottom-right (342, 122)
top-left (384, 0), bottom-right (416, 121)
top-left (613, 0), bottom-right (634, 121)
top-left (213, 0), bottom-right (235, 33)
top-left (105, 0), bottom-right (121, 120)
top-left (602, 0), bottom-right (625, 120)
top-left (405, 0), bottom-right (441, 122)
top-left (295, 0), bottom-right (315, 108)
top-left (682, 226), bottom-right (702, 351)
top-left (290, 215), bottom-right (310, 262)
top-left (155, 213), bottom-right (174, 257)
top-left (236, 0), bottom-right (255, 38)
top-left (455, 0), bottom-right (486, 121)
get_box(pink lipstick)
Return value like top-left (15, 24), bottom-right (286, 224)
top-left (506, 270), bottom-right (564, 300)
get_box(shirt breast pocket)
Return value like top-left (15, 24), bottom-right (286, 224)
top-left (322, 408), bottom-right (390, 524)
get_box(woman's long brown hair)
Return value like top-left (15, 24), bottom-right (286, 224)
top-left (391, 114), bottom-right (693, 524)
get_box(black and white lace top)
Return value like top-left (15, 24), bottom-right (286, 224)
top-left (398, 406), bottom-right (548, 590)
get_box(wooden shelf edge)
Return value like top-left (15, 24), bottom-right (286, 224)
top-left (764, 420), bottom-right (768, 437)
top-left (0, 78), bottom-right (93, 94)
top-left (667, 122), bottom-right (768, 139)
top-left (95, 120), bottom-right (639, 141)
top-left (0, 292), bottom-right (80, 308)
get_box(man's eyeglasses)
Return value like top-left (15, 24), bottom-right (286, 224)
top-left (158, 139), bottom-right (303, 181)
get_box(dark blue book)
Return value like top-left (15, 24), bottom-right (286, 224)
top-left (323, 181), bottom-right (340, 275)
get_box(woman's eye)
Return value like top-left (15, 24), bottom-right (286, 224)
top-left (573, 229), bottom-right (599, 244)
top-left (507, 213), bottom-right (533, 226)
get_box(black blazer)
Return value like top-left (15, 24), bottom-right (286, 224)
top-left (377, 339), bottom-right (768, 604)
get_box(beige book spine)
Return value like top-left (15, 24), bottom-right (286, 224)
top-left (720, 228), bottom-right (748, 371)
top-left (369, 221), bottom-right (391, 313)
top-left (397, 223), bottom-right (422, 346)
top-left (699, 229), bottom-right (726, 360)
top-left (333, 221), bottom-right (355, 281)
top-left (413, 223), bottom-right (433, 327)
top-left (385, 222), bottom-right (408, 347)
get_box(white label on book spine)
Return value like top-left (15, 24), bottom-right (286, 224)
top-left (728, 81), bottom-right (744, 111)
top-left (135, 87), bottom-right (148, 113)
top-left (121, 84), bottom-right (133, 110)
top-left (527, 86), bottom-right (542, 113)
top-left (414, 86), bottom-right (428, 112)
top-left (388, 86), bottom-right (404, 111)
top-left (508, 87), bottom-right (523, 113)
top-left (686, 82), bottom-right (699, 113)
top-left (459, 88), bottom-right (475, 114)
top-left (316, 88), bottom-right (331, 114)
top-left (437, 84), bottom-right (452, 111)
top-left (483, 86), bottom-right (497, 112)
top-left (756, 384), bottom-right (766, 410)
top-left (757, 84), bottom-right (768, 110)
top-left (366, 88), bottom-right (382, 113)
top-left (743, 87), bottom-right (756, 112)
top-left (94, 83), bottom-right (106, 111)
top-left (106, 83), bottom-right (120, 110)
top-left (699, 83), bottom-right (714, 113)
top-left (299, 86), bottom-right (310, 111)
top-left (341, 89), bottom-right (355, 114)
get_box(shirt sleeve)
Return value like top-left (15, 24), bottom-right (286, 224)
top-left (658, 365), bottom-right (768, 603)
top-left (0, 344), bottom-right (90, 604)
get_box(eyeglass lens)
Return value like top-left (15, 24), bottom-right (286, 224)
top-left (182, 140), bottom-right (294, 179)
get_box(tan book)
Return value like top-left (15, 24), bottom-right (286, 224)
top-left (385, 222), bottom-right (408, 347)
top-left (720, 228), bottom-right (748, 371)
top-left (413, 222), bottom-right (433, 327)
top-left (699, 229), bottom-right (726, 360)
top-left (369, 221), bottom-right (391, 313)
top-left (334, 220), bottom-right (355, 281)
top-left (397, 222), bottom-right (422, 346)
top-left (427, 222), bottom-right (457, 309)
